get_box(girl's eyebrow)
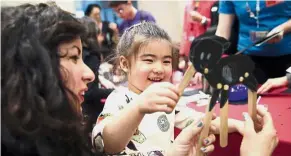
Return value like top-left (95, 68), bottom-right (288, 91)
top-left (140, 54), bottom-right (172, 59)
top-left (140, 54), bottom-right (156, 58)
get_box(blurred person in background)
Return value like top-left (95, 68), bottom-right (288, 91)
top-left (85, 4), bottom-right (118, 60)
top-left (109, 0), bottom-right (156, 35)
top-left (216, 1), bottom-right (291, 84)
top-left (180, 0), bottom-right (217, 57)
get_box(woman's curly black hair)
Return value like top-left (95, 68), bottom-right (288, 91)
top-left (2, 3), bottom-right (93, 156)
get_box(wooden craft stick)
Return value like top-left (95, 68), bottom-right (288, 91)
top-left (178, 65), bottom-right (196, 95)
top-left (196, 101), bottom-right (214, 156)
top-left (220, 100), bottom-right (229, 147)
top-left (248, 89), bottom-right (257, 123)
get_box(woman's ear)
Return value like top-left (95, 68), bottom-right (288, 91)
top-left (119, 56), bottom-right (129, 72)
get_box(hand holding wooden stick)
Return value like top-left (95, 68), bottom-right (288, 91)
top-left (248, 89), bottom-right (258, 124)
top-left (196, 102), bottom-right (215, 156)
top-left (177, 64), bottom-right (196, 95)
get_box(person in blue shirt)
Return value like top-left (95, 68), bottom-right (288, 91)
top-left (109, 1), bottom-right (156, 35)
top-left (215, 1), bottom-right (291, 84)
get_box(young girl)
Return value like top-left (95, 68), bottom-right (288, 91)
top-left (92, 22), bottom-right (242, 155)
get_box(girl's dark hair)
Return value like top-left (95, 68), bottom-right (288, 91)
top-left (1, 3), bottom-right (92, 155)
top-left (116, 22), bottom-right (174, 67)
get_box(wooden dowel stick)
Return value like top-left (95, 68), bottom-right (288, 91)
top-left (196, 101), bottom-right (214, 156)
top-left (220, 100), bottom-right (228, 147)
top-left (178, 65), bottom-right (196, 95)
top-left (248, 89), bottom-right (257, 123)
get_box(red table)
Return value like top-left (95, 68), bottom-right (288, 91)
top-left (184, 95), bottom-right (291, 156)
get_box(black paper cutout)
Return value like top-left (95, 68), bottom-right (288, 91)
top-left (189, 35), bottom-right (258, 111)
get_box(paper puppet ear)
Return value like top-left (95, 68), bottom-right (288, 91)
top-left (210, 35), bottom-right (231, 51)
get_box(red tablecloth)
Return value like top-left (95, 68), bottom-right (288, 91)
top-left (183, 95), bottom-right (291, 156)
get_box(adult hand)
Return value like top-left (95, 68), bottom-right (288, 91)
top-left (257, 76), bottom-right (288, 94)
top-left (267, 26), bottom-right (284, 44)
top-left (190, 11), bottom-right (203, 23)
top-left (138, 82), bottom-right (179, 114)
top-left (240, 106), bottom-right (278, 156)
top-left (167, 120), bottom-right (216, 156)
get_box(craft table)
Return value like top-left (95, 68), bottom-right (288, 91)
top-left (182, 93), bottom-right (291, 156)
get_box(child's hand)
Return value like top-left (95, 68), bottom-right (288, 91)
top-left (137, 82), bottom-right (179, 114)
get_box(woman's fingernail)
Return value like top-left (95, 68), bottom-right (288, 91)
top-left (204, 139), bottom-right (209, 145)
top-left (197, 120), bottom-right (203, 127)
top-left (200, 147), bottom-right (207, 152)
top-left (242, 112), bottom-right (249, 121)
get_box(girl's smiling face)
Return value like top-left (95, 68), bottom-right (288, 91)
top-left (121, 39), bottom-right (173, 92)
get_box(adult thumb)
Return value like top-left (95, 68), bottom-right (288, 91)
top-left (175, 120), bottom-right (204, 143)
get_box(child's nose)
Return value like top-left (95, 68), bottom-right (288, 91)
top-left (153, 62), bottom-right (164, 74)
top-left (82, 63), bottom-right (95, 83)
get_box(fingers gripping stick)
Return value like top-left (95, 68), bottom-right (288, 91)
top-left (196, 101), bottom-right (214, 156)
top-left (248, 90), bottom-right (258, 124)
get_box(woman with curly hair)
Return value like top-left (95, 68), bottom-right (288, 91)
top-left (1, 3), bottom-right (95, 156)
